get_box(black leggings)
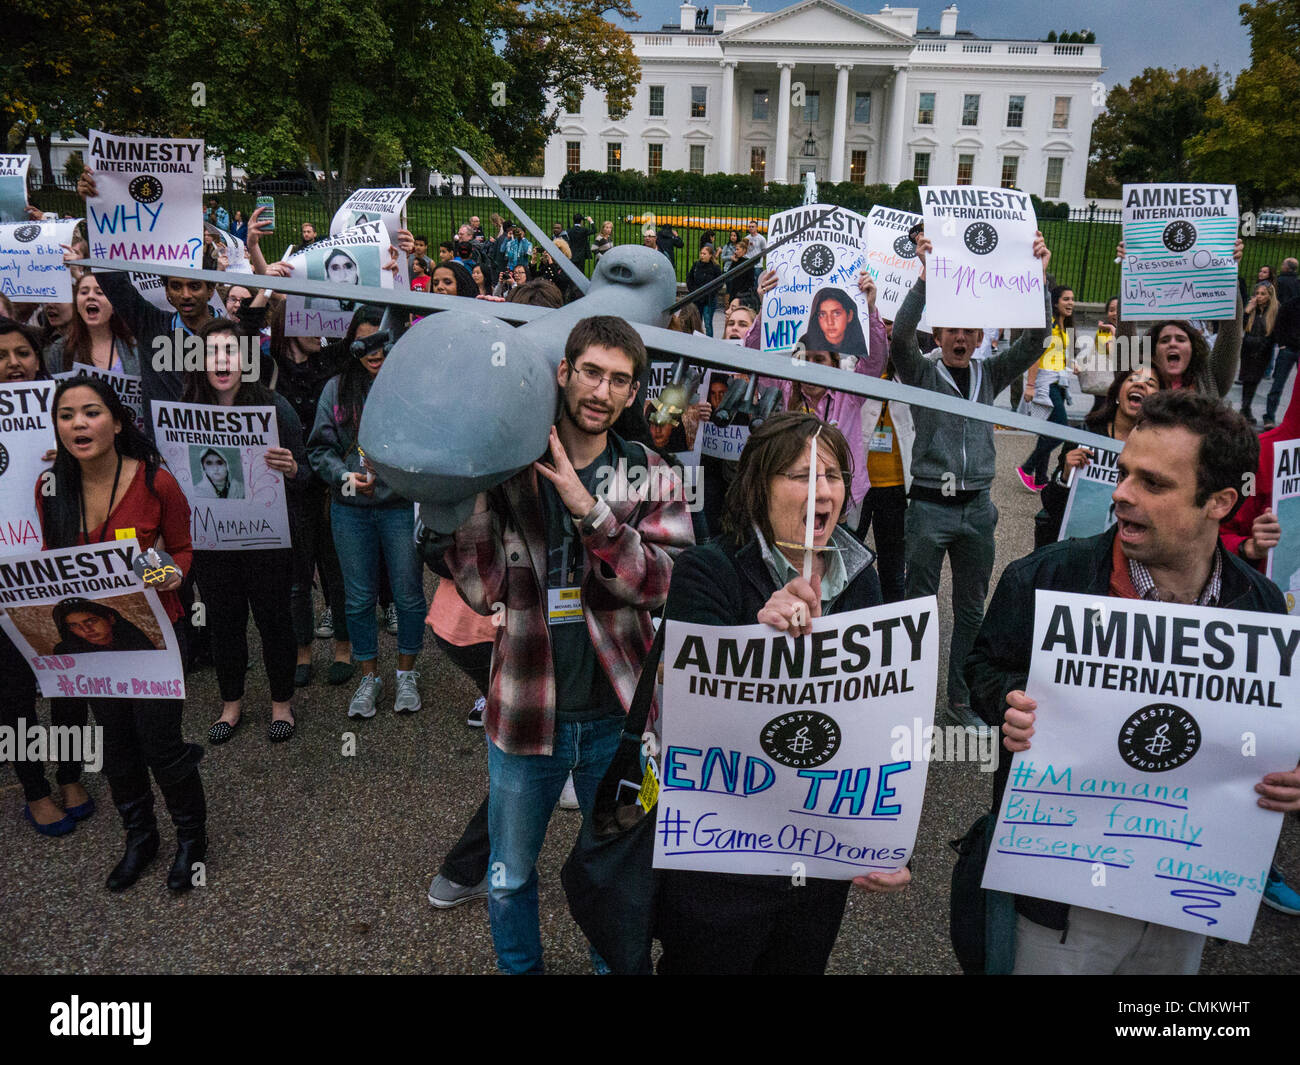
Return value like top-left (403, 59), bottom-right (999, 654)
top-left (91, 696), bottom-right (200, 802)
top-left (435, 636), bottom-right (493, 887)
top-left (856, 484), bottom-right (907, 603)
top-left (192, 548), bottom-right (297, 703)
top-left (0, 631), bottom-right (87, 803)
top-left (291, 483), bottom-right (350, 646)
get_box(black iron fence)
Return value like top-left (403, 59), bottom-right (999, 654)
top-left (26, 176), bottom-right (1300, 303)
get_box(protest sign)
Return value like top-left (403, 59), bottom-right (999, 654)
top-left (86, 131), bottom-right (204, 271)
top-left (644, 360), bottom-right (704, 465)
top-left (920, 186), bottom-right (1044, 328)
top-left (0, 218), bottom-right (79, 302)
top-left (127, 269), bottom-right (224, 315)
top-left (0, 540), bottom-right (185, 699)
top-left (0, 156), bottom-right (30, 223)
top-left (152, 401), bottom-right (290, 550)
top-left (0, 380), bottom-right (55, 556)
top-left (698, 369), bottom-right (750, 461)
top-left (283, 220), bottom-right (393, 338)
top-left (1121, 183), bottom-right (1239, 322)
top-left (1057, 446), bottom-right (1120, 541)
top-left (864, 205), bottom-right (928, 329)
top-left (330, 187), bottom-right (413, 289)
top-left (55, 365), bottom-right (145, 435)
top-left (1267, 437), bottom-right (1300, 615)
top-left (762, 204), bottom-right (873, 358)
top-left (206, 222), bottom-right (248, 272)
top-left (982, 590), bottom-right (1300, 943)
top-left (654, 596), bottom-right (938, 878)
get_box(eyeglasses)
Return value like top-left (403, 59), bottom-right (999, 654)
top-left (780, 469), bottom-right (847, 485)
top-left (572, 364), bottom-right (636, 396)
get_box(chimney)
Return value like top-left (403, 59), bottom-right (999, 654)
top-left (680, 2), bottom-right (698, 30)
top-left (939, 4), bottom-right (958, 36)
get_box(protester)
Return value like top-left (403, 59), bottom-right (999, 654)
top-left (1263, 281), bottom-right (1300, 429)
top-left (1276, 257), bottom-right (1300, 306)
top-left (719, 228), bottom-right (742, 269)
top-left (567, 214), bottom-right (592, 271)
top-left (724, 238), bottom-right (756, 301)
top-left (744, 219), bottom-right (768, 259)
top-left (470, 263), bottom-right (492, 297)
top-left (503, 226), bottom-right (532, 271)
top-left (0, 318), bottom-right (93, 837)
top-left (686, 245), bottom-right (723, 337)
top-left (222, 284), bottom-right (254, 319)
top-left (38, 376), bottom-right (204, 892)
top-left (300, 222), bottom-right (318, 247)
top-left (537, 241), bottom-right (577, 303)
top-left (1239, 282), bottom-right (1279, 424)
top-left (431, 262), bottom-right (477, 299)
top-left (409, 257), bottom-right (432, 293)
top-left (438, 315), bottom-right (694, 974)
top-left (658, 412), bottom-right (907, 973)
top-left (891, 230), bottom-right (1053, 732)
top-left (437, 241), bottom-right (455, 264)
top-left (204, 198), bottom-right (230, 232)
top-left (591, 221), bottom-right (614, 264)
top-left (1016, 285), bottom-right (1077, 491)
top-left (45, 273), bottom-right (140, 375)
top-left (308, 306), bottom-right (426, 718)
top-left (967, 390), bottom-right (1300, 973)
top-left (186, 320), bottom-right (309, 744)
top-left (229, 211), bottom-right (248, 243)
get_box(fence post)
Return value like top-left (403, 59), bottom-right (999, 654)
top-left (1078, 201), bottom-right (1096, 301)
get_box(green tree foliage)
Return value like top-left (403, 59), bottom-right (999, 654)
top-left (1187, 0), bottom-right (1300, 210)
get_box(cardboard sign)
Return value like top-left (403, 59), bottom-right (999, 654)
top-left (0, 155), bottom-right (31, 224)
top-left (0, 218), bottom-right (79, 301)
top-left (0, 380), bottom-right (55, 556)
top-left (283, 220), bottom-right (393, 338)
top-left (1268, 437), bottom-right (1300, 614)
top-left (330, 187), bottom-right (413, 290)
top-left (1058, 447), bottom-right (1121, 541)
top-left (864, 205), bottom-right (928, 330)
top-left (55, 365), bottom-right (145, 435)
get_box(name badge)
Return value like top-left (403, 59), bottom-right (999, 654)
top-left (547, 586), bottom-right (583, 624)
top-left (638, 756), bottom-right (660, 812)
top-left (869, 427), bottom-right (894, 453)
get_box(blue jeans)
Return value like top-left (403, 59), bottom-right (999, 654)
top-left (696, 298), bottom-right (716, 337)
top-left (328, 502), bottom-right (426, 660)
top-left (1021, 384), bottom-right (1069, 484)
top-left (1265, 347), bottom-right (1299, 422)
top-left (486, 713), bottom-right (624, 973)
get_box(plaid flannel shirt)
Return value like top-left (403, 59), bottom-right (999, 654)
top-left (445, 434), bottom-right (695, 756)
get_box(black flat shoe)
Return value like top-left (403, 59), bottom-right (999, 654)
top-left (294, 663), bottom-right (313, 687)
top-left (268, 719), bottom-right (296, 743)
top-left (207, 718), bottom-right (241, 745)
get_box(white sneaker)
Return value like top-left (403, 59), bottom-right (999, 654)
top-left (559, 773), bottom-right (579, 810)
top-left (347, 675), bottom-right (381, 718)
top-left (394, 671), bottom-right (422, 714)
top-left (467, 695), bottom-right (486, 728)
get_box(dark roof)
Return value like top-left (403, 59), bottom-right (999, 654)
top-left (656, 25), bottom-right (721, 33)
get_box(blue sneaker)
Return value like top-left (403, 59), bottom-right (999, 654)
top-left (1263, 871), bottom-right (1300, 915)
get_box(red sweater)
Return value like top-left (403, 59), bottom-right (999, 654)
top-left (1221, 391), bottom-right (1300, 569)
top-left (37, 464), bottom-right (193, 622)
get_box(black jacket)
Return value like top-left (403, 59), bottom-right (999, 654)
top-left (686, 261), bottom-right (723, 303)
top-left (566, 223), bottom-right (591, 266)
top-left (965, 527), bottom-right (1287, 931)
top-left (1275, 268), bottom-right (1300, 308)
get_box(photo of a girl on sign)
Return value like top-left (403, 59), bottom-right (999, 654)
top-left (801, 287), bottom-right (869, 356)
top-left (51, 597), bottom-right (161, 653)
top-left (190, 445), bottom-right (245, 500)
top-left (304, 246), bottom-right (371, 313)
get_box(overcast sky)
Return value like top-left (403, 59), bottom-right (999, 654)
top-left (618, 0), bottom-right (1253, 91)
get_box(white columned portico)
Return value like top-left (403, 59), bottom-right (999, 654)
top-left (830, 62), bottom-right (852, 182)
top-left (774, 61), bottom-right (794, 183)
top-left (719, 60), bottom-right (737, 173)
top-left (882, 64), bottom-right (909, 184)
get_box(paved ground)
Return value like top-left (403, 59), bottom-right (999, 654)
top-left (2, 429), bottom-right (1298, 975)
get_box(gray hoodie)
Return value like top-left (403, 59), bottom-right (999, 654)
top-left (890, 279), bottom-right (1050, 493)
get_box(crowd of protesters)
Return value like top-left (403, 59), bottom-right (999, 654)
top-left (2, 175), bottom-right (1300, 978)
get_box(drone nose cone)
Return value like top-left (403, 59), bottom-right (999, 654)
top-left (359, 311), bottom-right (555, 509)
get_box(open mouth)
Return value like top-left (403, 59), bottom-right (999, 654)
top-left (5, 367), bottom-right (27, 380)
top-left (806, 509), bottom-right (832, 538)
top-left (83, 302), bottom-right (102, 321)
top-left (71, 434), bottom-right (94, 449)
top-left (1116, 516), bottom-right (1147, 544)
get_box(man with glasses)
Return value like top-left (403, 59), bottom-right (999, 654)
top-left (441, 315), bottom-right (695, 973)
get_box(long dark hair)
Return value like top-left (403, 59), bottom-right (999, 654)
top-left (1143, 320), bottom-right (1212, 388)
top-left (52, 597), bottom-right (157, 653)
top-left (62, 273), bottom-right (135, 367)
top-left (183, 319), bottom-right (277, 407)
top-left (432, 261), bottom-right (477, 299)
top-left (801, 287), bottom-right (868, 355)
top-left (1050, 285), bottom-right (1075, 331)
top-left (1086, 363), bottom-right (1173, 433)
top-left (334, 305), bottom-right (386, 430)
top-left (44, 376), bottom-right (164, 549)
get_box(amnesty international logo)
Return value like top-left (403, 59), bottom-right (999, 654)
top-left (1117, 703), bottom-right (1200, 773)
top-left (13, 224), bottom-right (40, 243)
top-left (1162, 220), bottom-right (1197, 253)
top-left (892, 233), bottom-right (917, 259)
top-left (800, 244), bottom-right (834, 277)
top-left (760, 710), bottom-right (840, 769)
top-left (0, 441), bottom-right (8, 477)
top-left (963, 222), bottom-right (998, 255)
top-left (128, 176), bottom-right (163, 204)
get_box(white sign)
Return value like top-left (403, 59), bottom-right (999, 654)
top-left (152, 401), bottom-right (291, 550)
top-left (330, 187), bottom-right (413, 289)
top-left (1058, 447), bottom-right (1120, 541)
top-left (1121, 183), bottom-right (1239, 321)
top-left (864, 205), bottom-right (928, 328)
top-left (654, 597), bottom-right (938, 878)
top-left (698, 368), bottom-right (751, 461)
top-left (920, 185), bottom-right (1044, 328)
top-left (283, 220), bottom-right (393, 338)
top-left (0, 155), bottom-right (30, 223)
top-left (644, 360), bottom-right (704, 465)
top-left (86, 131), bottom-right (204, 270)
top-left (0, 218), bottom-right (79, 301)
top-left (1268, 437), bottom-right (1300, 615)
top-left (982, 590), bottom-right (1300, 944)
top-left (55, 365), bottom-right (145, 435)
top-left (0, 380), bottom-right (55, 557)
top-left (0, 540), bottom-right (185, 700)
top-left (762, 204), bottom-right (873, 357)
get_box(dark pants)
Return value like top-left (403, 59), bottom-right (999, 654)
top-left (656, 872), bottom-right (852, 974)
top-left (192, 548), bottom-right (297, 703)
top-left (291, 482), bottom-right (350, 646)
top-left (436, 635), bottom-right (493, 887)
top-left (1265, 347), bottom-right (1299, 422)
top-left (856, 484), bottom-right (907, 603)
top-left (1022, 384), bottom-right (1069, 484)
top-left (0, 631), bottom-right (87, 802)
top-left (92, 695), bottom-right (197, 801)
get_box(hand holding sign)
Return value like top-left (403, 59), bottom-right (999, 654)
top-left (756, 574), bottom-right (821, 637)
top-left (1001, 690), bottom-right (1036, 752)
top-left (1243, 507), bottom-right (1280, 561)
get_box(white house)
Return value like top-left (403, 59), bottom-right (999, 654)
top-left (543, 0), bottom-right (1103, 204)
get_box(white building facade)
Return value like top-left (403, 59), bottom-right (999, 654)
top-left (543, 0), bottom-right (1103, 204)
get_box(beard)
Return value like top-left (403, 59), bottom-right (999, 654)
top-left (561, 381), bottom-right (618, 436)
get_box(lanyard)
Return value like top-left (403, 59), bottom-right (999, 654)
top-left (79, 453), bottom-right (124, 545)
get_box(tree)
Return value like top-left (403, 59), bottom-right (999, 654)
top-left (1187, 0), bottom-right (1300, 210)
top-left (1087, 67), bottom-right (1219, 197)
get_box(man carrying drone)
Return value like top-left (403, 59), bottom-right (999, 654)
top-left (439, 315), bottom-right (695, 974)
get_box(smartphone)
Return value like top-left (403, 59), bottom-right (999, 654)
top-left (256, 195), bottom-right (275, 232)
